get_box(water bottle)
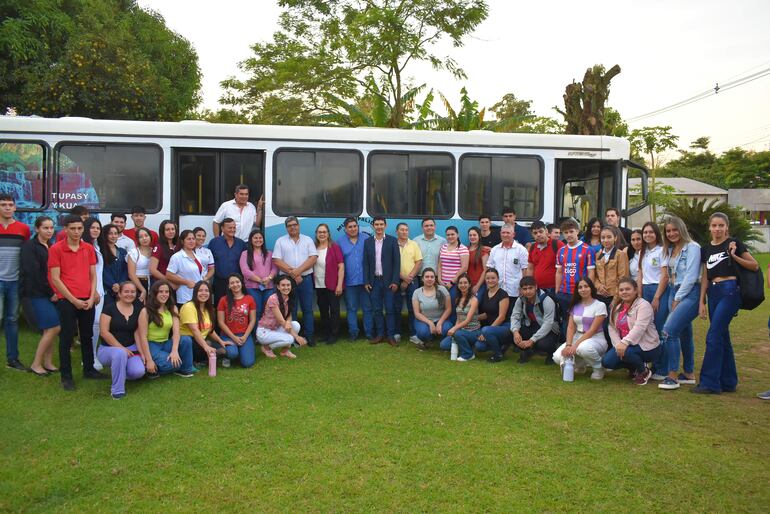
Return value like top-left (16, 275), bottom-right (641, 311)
top-left (562, 356), bottom-right (575, 382)
top-left (208, 351), bottom-right (217, 377)
top-left (450, 340), bottom-right (459, 361)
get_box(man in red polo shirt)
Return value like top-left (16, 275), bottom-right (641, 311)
top-left (122, 205), bottom-right (159, 246)
top-left (49, 214), bottom-right (107, 390)
top-left (526, 221), bottom-right (563, 294)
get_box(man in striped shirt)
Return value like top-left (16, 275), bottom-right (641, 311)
top-left (554, 219), bottom-right (596, 336)
top-left (0, 194), bottom-right (30, 371)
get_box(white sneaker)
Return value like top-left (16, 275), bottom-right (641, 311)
top-left (409, 335), bottom-right (423, 345)
top-left (651, 373), bottom-right (666, 381)
top-left (93, 359), bottom-right (103, 371)
top-left (590, 368), bottom-right (605, 380)
top-left (457, 354), bottom-right (476, 362)
top-left (222, 358), bottom-right (231, 368)
top-left (394, 334), bottom-right (401, 342)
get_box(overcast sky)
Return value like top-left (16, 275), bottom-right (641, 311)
top-left (139, 0), bottom-right (770, 156)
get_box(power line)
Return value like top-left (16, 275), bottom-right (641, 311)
top-left (628, 66), bottom-right (770, 122)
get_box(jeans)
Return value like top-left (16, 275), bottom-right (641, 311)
top-left (344, 285), bottom-right (373, 338)
top-left (57, 298), bottom-right (97, 379)
top-left (414, 319), bottom-right (452, 342)
top-left (394, 281), bottom-right (418, 336)
top-left (602, 344), bottom-right (662, 374)
top-left (246, 287), bottom-right (274, 324)
top-left (149, 338), bottom-right (195, 374)
top-left (0, 280), bottom-right (20, 361)
top-left (642, 282), bottom-right (670, 374)
top-left (292, 274), bottom-right (314, 339)
top-left (556, 292), bottom-right (573, 339)
top-left (370, 277), bottom-right (397, 337)
top-left (446, 284), bottom-right (458, 323)
top-left (699, 280), bottom-right (741, 392)
top-left (476, 325), bottom-right (513, 358)
top-left (660, 284), bottom-right (699, 375)
top-left (216, 333), bottom-right (256, 368)
top-left (316, 288), bottom-right (341, 338)
top-left (440, 328), bottom-right (481, 359)
top-left (97, 343), bottom-right (145, 396)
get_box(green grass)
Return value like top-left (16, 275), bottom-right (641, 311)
top-left (2, 256), bottom-right (770, 512)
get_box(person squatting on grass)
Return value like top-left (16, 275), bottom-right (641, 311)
top-left (552, 277), bottom-right (608, 380)
top-left (180, 281), bottom-right (227, 366)
top-left (474, 268), bottom-right (511, 363)
top-left (411, 268), bottom-right (452, 350)
top-left (510, 276), bottom-right (560, 365)
top-left (601, 277), bottom-right (662, 386)
top-left (439, 273), bottom-right (481, 361)
top-left (256, 275), bottom-right (307, 359)
top-left (142, 280), bottom-right (195, 378)
top-left (216, 273), bottom-right (257, 368)
top-left (694, 212), bottom-right (758, 394)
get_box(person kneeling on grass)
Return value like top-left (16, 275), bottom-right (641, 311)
top-left (180, 281), bottom-right (227, 367)
top-left (411, 268), bottom-right (452, 351)
top-left (142, 280), bottom-right (195, 378)
top-left (510, 276), bottom-right (559, 365)
top-left (439, 273), bottom-right (481, 361)
top-left (552, 277), bottom-right (608, 380)
top-left (601, 277), bottom-right (662, 385)
top-left (97, 282), bottom-right (149, 399)
top-left (216, 273), bottom-right (257, 368)
top-left (256, 275), bottom-right (307, 359)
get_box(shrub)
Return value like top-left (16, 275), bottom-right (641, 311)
top-left (663, 197), bottom-right (764, 249)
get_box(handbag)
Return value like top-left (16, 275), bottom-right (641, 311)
top-left (732, 249), bottom-right (765, 310)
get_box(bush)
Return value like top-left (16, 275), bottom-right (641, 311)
top-left (663, 198), bottom-right (764, 249)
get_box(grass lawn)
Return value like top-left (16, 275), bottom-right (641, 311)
top-left (2, 255), bottom-right (769, 512)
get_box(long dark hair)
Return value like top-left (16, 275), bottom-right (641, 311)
top-left (455, 273), bottom-right (474, 309)
top-left (191, 281), bottom-right (214, 331)
top-left (145, 279), bottom-right (178, 328)
top-left (568, 277), bottom-right (598, 314)
top-left (582, 217), bottom-right (602, 244)
top-left (246, 229), bottom-right (268, 270)
top-left (275, 275), bottom-right (296, 319)
top-left (82, 217), bottom-right (101, 245)
top-left (98, 223), bottom-right (119, 265)
top-left (225, 273), bottom-right (245, 314)
top-left (157, 220), bottom-right (178, 261)
top-left (421, 267), bottom-right (445, 307)
top-left (610, 277), bottom-right (638, 326)
top-left (467, 227), bottom-right (483, 268)
top-left (639, 221), bottom-right (663, 265)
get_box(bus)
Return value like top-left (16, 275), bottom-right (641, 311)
top-left (0, 116), bottom-right (648, 243)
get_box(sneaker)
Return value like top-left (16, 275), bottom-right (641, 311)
top-left (634, 368), bottom-right (652, 386)
top-left (574, 365), bottom-right (587, 375)
top-left (146, 371), bottom-right (161, 380)
top-left (415, 341), bottom-right (427, 351)
top-left (111, 393), bottom-right (126, 400)
top-left (6, 359), bottom-right (27, 371)
top-left (517, 349), bottom-right (534, 364)
top-left (487, 354), bottom-right (503, 363)
top-left (306, 337), bottom-right (316, 347)
top-left (677, 373), bottom-right (696, 385)
top-left (84, 370), bottom-right (109, 380)
top-left (757, 390), bottom-right (770, 400)
top-left (61, 377), bottom-right (75, 391)
top-left (280, 349), bottom-right (297, 359)
top-left (174, 370), bottom-right (195, 378)
top-left (457, 354), bottom-right (476, 362)
top-left (261, 346), bottom-right (276, 359)
top-left (590, 368), bottom-right (605, 380)
top-left (222, 358), bottom-right (231, 368)
top-left (658, 376), bottom-right (680, 390)
top-left (409, 335), bottom-right (423, 345)
top-left (394, 334), bottom-right (401, 343)
top-left (691, 385), bottom-right (720, 395)
top-left (544, 355), bottom-right (554, 365)
top-left (387, 337), bottom-right (399, 347)
top-left (93, 359), bottom-right (104, 371)
top-left (651, 373), bottom-right (666, 381)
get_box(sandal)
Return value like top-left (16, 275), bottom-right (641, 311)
top-left (261, 346), bottom-right (276, 359)
top-left (280, 349), bottom-right (297, 359)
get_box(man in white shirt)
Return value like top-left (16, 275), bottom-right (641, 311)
top-left (212, 185), bottom-right (264, 242)
top-left (487, 224), bottom-right (529, 317)
top-left (272, 216), bottom-right (318, 345)
top-left (413, 217), bottom-right (445, 279)
top-left (110, 213), bottom-right (136, 252)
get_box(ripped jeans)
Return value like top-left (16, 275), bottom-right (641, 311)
top-left (659, 285), bottom-right (699, 375)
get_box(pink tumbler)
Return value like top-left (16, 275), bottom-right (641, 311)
top-left (208, 351), bottom-right (217, 377)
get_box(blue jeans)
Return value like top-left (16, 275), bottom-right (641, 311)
top-left (476, 325), bottom-right (513, 357)
top-left (660, 284), bottom-right (699, 375)
top-left (394, 281), bottom-right (418, 336)
top-left (699, 280), bottom-right (741, 392)
top-left (556, 291), bottom-right (572, 339)
top-left (414, 319), bottom-right (452, 342)
top-left (344, 285), bottom-right (373, 338)
top-left (292, 275), bottom-right (314, 339)
top-left (446, 284), bottom-right (458, 324)
top-left (0, 280), bottom-right (20, 361)
top-left (440, 328), bottom-right (480, 359)
top-left (149, 338), bottom-right (195, 374)
top-left (216, 333), bottom-right (256, 368)
top-left (247, 287), bottom-right (274, 325)
top-left (642, 282), bottom-right (670, 374)
top-left (370, 277), bottom-right (397, 337)
top-left (602, 344), bottom-right (662, 374)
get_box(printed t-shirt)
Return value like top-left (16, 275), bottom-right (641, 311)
top-left (556, 241), bottom-right (595, 295)
top-left (217, 295), bottom-right (256, 334)
top-left (640, 245), bottom-right (669, 284)
top-left (179, 301), bottom-right (213, 338)
top-left (570, 299), bottom-right (608, 346)
top-left (701, 238), bottom-right (748, 282)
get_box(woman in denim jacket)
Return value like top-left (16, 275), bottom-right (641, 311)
top-left (657, 216), bottom-right (701, 391)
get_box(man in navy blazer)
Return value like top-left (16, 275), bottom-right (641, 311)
top-left (364, 216), bottom-right (401, 346)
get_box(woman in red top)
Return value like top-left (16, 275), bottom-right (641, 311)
top-left (150, 220), bottom-right (178, 283)
top-left (216, 273), bottom-right (257, 368)
top-left (466, 227), bottom-right (490, 294)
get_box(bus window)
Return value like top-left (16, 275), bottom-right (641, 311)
top-left (459, 155), bottom-right (542, 220)
top-left (273, 149), bottom-right (362, 217)
top-left (0, 142), bottom-right (46, 209)
top-left (178, 152), bottom-right (217, 215)
top-left (222, 152), bottom-right (263, 207)
top-left (556, 160), bottom-right (618, 227)
top-left (368, 152), bottom-right (454, 218)
top-left (57, 143), bottom-right (161, 213)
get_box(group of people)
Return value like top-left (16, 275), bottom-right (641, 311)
top-left (0, 185), bottom-right (766, 399)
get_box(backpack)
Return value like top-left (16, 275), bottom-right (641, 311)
top-left (731, 249), bottom-right (765, 310)
top-left (535, 289), bottom-right (562, 332)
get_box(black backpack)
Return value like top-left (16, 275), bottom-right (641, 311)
top-left (535, 289), bottom-right (562, 329)
top-left (733, 255), bottom-right (765, 310)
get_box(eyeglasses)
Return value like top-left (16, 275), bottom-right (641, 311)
top-left (286, 223), bottom-right (299, 228)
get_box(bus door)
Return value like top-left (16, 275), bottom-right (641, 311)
top-left (555, 158), bottom-right (647, 228)
top-left (173, 149), bottom-right (265, 239)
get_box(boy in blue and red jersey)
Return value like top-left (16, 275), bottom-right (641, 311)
top-left (554, 219), bottom-right (596, 337)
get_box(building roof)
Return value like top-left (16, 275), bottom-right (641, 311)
top-left (628, 177), bottom-right (727, 195)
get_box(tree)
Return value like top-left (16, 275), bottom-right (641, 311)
top-left (556, 64), bottom-right (622, 135)
top-left (484, 93), bottom-right (564, 134)
top-left (1, 0), bottom-right (201, 120)
top-left (221, 0), bottom-right (489, 127)
top-left (690, 136), bottom-right (711, 151)
top-left (629, 126), bottom-right (679, 220)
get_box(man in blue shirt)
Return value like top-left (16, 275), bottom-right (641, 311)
top-left (336, 218), bottom-right (372, 341)
top-left (208, 218), bottom-right (246, 305)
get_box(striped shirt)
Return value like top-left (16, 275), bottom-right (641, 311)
top-left (0, 220), bottom-right (31, 281)
top-left (438, 243), bottom-right (469, 284)
top-left (556, 241), bottom-right (595, 295)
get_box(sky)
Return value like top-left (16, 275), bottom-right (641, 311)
top-left (138, 0), bottom-right (770, 156)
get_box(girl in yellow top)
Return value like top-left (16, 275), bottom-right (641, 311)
top-left (141, 280), bottom-right (195, 377)
top-left (179, 281), bottom-right (227, 365)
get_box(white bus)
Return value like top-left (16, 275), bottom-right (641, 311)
top-left (0, 116), bottom-right (648, 243)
